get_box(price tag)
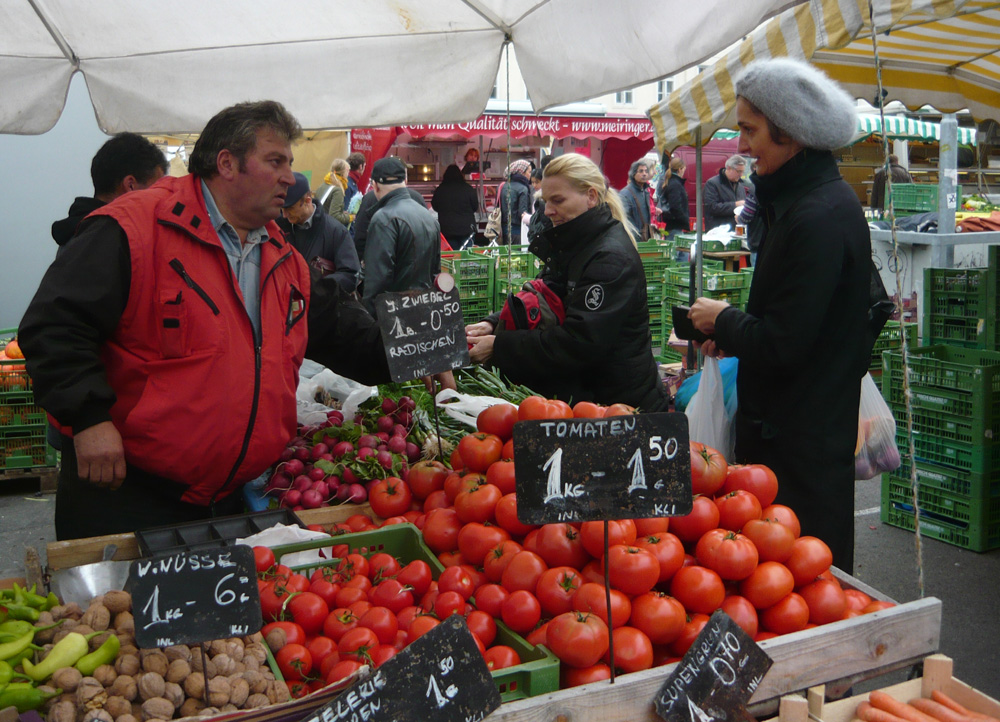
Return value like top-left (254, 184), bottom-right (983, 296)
top-left (375, 286), bottom-right (470, 383)
top-left (654, 610), bottom-right (773, 722)
top-left (302, 615), bottom-right (501, 722)
top-left (513, 412), bottom-right (692, 524)
top-left (129, 546), bottom-right (260, 649)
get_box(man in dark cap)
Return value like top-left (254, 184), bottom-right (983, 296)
top-left (277, 172), bottom-right (360, 294)
top-left (361, 157), bottom-right (442, 315)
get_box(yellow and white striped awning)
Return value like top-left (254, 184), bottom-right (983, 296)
top-left (648, 0), bottom-right (1000, 151)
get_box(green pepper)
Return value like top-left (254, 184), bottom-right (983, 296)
top-left (0, 682), bottom-right (62, 712)
top-left (75, 634), bottom-right (120, 676)
top-left (11, 584), bottom-right (48, 610)
top-left (21, 631), bottom-right (96, 682)
top-left (0, 620), bottom-right (39, 637)
top-left (41, 592), bottom-right (60, 612)
top-left (0, 629), bottom-right (34, 663)
top-left (0, 659), bottom-right (14, 685)
top-left (3, 645), bottom-right (40, 669)
top-left (4, 604), bottom-right (40, 623)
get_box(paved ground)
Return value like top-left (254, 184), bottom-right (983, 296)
top-left (2, 473), bottom-right (998, 698)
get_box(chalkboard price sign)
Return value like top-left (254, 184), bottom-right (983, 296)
top-left (375, 287), bottom-right (470, 383)
top-left (513, 412), bottom-right (692, 524)
top-left (129, 545), bottom-right (261, 649)
top-left (654, 610), bottom-right (773, 722)
top-left (302, 615), bottom-right (501, 722)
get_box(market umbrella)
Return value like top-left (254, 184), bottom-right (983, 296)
top-left (1, 0), bottom-right (805, 135)
top-left (646, 0), bottom-right (1000, 152)
top-left (687, 115), bottom-right (979, 144)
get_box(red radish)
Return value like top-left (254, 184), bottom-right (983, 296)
top-left (293, 475), bottom-right (313, 492)
top-left (405, 443), bottom-right (421, 463)
top-left (310, 443), bottom-right (330, 459)
top-left (332, 441), bottom-right (354, 457)
top-left (283, 489), bottom-right (302, 507)
top-left (293, 446), bottom-right (311, 461)
top-left (382, 398), bottom-right (398, 415)
top-left (376, 451), bottom-right (394, 470)
top-left (347, 484), bottom-right (367, 503)
top-left (280, 447), bottom-right (295, 462)
top-left (377, 416), bottom-right (395, 434)
top-left (328, 409), bottom-right (345, 422)
top-left (336, 484), bottom-right (353, 502)
top-left (342, 468), bottom-right (360, 485)
top-left (283, 458), bottom-right (305, 477)
top-left (299, 425), bottom-right (319, 437)
top-left (387, 436), bottom-right (407, 455)
top-left (394, 411), bottom-right (413, 427)
top-left (357, 447), bottom-right (377, 462)
top-left (312, 480), bottom-right (330, 499)
top-left (354, 413), bottom-right (365, 425)
top-left (358, 435), bottom-right (379, 449)
top-left (308, 467), bottom-right (326, 481)
top-left (375, 431), bottom-right (390, 442)
top-left (377, 444), bottom-right (388, 453)
top-left (397, 396), bottom-right (415, 412)
top-left (326, 476), bottom-right (341, 493)
top-left (392, 424), bottom-right (408, 438)
top-left (302, 489), bottom-right (324, 509)
top-left (318, 453), bottom-right (334, 463)
top-left (270, 471), bottom-right (292, 489)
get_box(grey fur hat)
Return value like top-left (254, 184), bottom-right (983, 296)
top-left (735, 57), bottom-right (857, 150)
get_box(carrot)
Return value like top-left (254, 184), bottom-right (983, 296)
top-left (858, 701), bottom-right (912, 722)
top-left (870, 690), bottom-right (939, 722)
top-left (931, 691), bottom-right (1000, 722)
top-left (910, 697), bottom-right (974, 722)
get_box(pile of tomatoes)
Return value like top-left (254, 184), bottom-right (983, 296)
top-left (255, 395), bottom-right (895, 693)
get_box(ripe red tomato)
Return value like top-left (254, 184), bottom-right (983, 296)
top-left (690, 442), bottom-right (728, 496)
top-left (761, 504), bottom-right (802, 538)
top-left (694, 529), bottom-right (759, 581)
top-left (284, 573), bottom-right (310, 594)
top-left (572, 401), bottom-right (605, 418)
top-left (605, 545), bottom-right (660, 596)
top-left (438, 565), bottom-right (476, 600)
top-left (500, 589), bottom-right (542, 633)
top-left (367, 552), bottom-right (401, 581)
top-left (370, 644), bottom-right (398, 667)
top-left (799, 578), bottom-right (847, 624)
top-left (714, 489), bottom-right (763, 531)
top-left (445, 471), bottom-right (486, 503)
top-left (545, 612), bottom-right (610, 668)
top-left (434, 590), bottom-right (469, 619)
top-left (325, 659), bottom-right (364, 688)
top-left (670, 613), bottom-right (710, 656)
top-left (739, 561), bottom-right (795, 610)
top-left (323, 607), bottom-right (359, 642)
top-left (604, 625), bottom-right (653, 673)
top-left (455, 482), bottom-right (503, 524)
top-left (633, 517), bottom-right (669, 536)
top-left (261, 620), bottom-right (305, 646)
top-left (604, 403), bottom-right (637, 417)
top-left (368, 477), bottom-right (413, 519)
top-left (305, 636), bottom-right (337, 669)
top-left (368, 579), bottom-right (414, 614)
top-left (396, 559), bottom-right (433, 597)
top-left (275, 643), bottom-right (313, 680)
top-left (494, 493), bottom-right (536, 537)
top-left (720, 595), bottom-right (759, 639)
top-left (561, 663), bottom-right (611, 688)
top-left (669, 495), bottom-right (721, 543)
top-left (669, 565), bottom-right (726, 614)
top-left (336, 553), bottom-right (370, 581)
top-left (338, 626), bottom-right (379, 662)
top-left (535, 566), bottom-right (583, 617)
top-left (485, 459), bottom-right (516, 495)
top-left (572, 582), bottom-right (632, 629)
top-left (636, 533), bottom-right (685, 584)
top-left (534, 523), bottom-right (591, 569)
top-left (308, 578), bottom-right (341, 608)
top-left (518, 396), bottom-right (573, 421)
top-left (785, 536), bottom-right (833, 587)
top-left (579, 519), bottom-right (636, 558)
top-left (457, 522), bottom-right (511, 567)
top-left (473, 583), bottom-right (509, 618)
top-left (500, 550), bottom-right (548, 592)
top-left (258, 582), bottom-right (291, 622)
top-left (406, 460), bottom-right (449, 500)
top-left (358, 606), bottom-right (398, 645)
top-left (477, 403), bottom-right (519, 441)
top-left (465, 609), bottom-right (497, 648)
top-left (286, 592), bottom-right (329, 636)
top-left (861, 600), bottom-right (895, 613)
top-left (629, 592), bottom-right (685, 645)
top-left (483, 645), bottom-right (522, 671)
top-left (253, 546), bottom-right (275, 574)
top-left (422, 508), bottom-right (463, 553)
top-left (760, 592), bottom-right (810, 634)
top-left (457, 433), bottom-right (504, 473)
top-left (741, 518), bottom-right (796, 563)
top-left (423, 489), bottom-right (451, 512)
top-left (722, 464), bottom-right (779, 508)
top-left (844, 588), bottom-right (872, 611)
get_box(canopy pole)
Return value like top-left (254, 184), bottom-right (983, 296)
top-left (935, 115), bottom-right (958, 268)
top-left (688, 128), bottom-right (704, 372)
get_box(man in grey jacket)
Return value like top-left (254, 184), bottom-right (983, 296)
top-left (703, 155), bottom-right (751, 230)
top-left (362, 157), bottom-right (441, 314)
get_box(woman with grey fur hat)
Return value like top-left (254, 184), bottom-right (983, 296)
top-left (689, 57), bottom-right (871, 573)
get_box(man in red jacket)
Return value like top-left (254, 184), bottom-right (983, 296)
top-left (20, 101), bottom-right (393, 540)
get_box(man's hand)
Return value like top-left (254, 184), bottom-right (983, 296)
top-left (423, 370), bottom-right (457, 394)
top-left (74, 421), bottom-right (127, 490)
top-left (465, 321), bottom-right (495, 337)
top-left (697, 339), bottom-right (726, 359)
top-left (689, 298), bottom-right (730, 336)
top-left (467, 334), bottom-right (496, 364)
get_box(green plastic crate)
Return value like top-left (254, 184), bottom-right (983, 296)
top-left (881, 474), bottom-right (1000, 551)
top-left (894, 428), bottom-right (1000, 473)
top-left (894, 455), bottom-right (1000, 499)
top-left (870, 321), bottom-right (918, 372)
top-left (890, 401), bottom-right (1000, 447)
top-left (271, 524), bottom-right (559, 702)
top-left (0, 395), bottom-right (46, 428)
top-left (441, 251), bottom-right (495, 281)
top-left (665, 267), bottom-right (750, 292)
top-left (0, 424), bottom-right (55, 470)
top-left (891, 183), bottom-right (959, 213)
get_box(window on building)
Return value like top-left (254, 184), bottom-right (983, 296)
top-left (615, 90), bottom-right (634, 105)
top-left (657, 79), bottom-right (674, 102)
top-left (490, 82), bottom-right (498, 99)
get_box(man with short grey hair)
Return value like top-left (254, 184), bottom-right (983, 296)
top-left (620, 158), bottom-right (652, 240)
top-left (703, 154), bottom-right (751, 230)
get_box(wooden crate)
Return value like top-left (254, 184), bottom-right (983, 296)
top-left (0, 466), bottom-right (57, 493)
top-left (776, 654), bottom-right (1000, 722)
top-left (487, 592), bottom-right (941, 722)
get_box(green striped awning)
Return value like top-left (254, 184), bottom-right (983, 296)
top-left (702, 115), bottom-right (977, 144)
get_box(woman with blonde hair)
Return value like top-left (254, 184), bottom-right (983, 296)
top-left (466, 153), bottom-right (667, 411)
top-left (316, 158), bottom-right (352, 226)
top-left (657, 155), bottom-right (690, 236)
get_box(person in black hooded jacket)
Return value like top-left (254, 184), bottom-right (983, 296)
top-left (432, 164), bottom-right (479, 248)
top-left (51, 132), bottom-right (168, 245)
top-left (466, 154), bottom-right (668, 412)
top-left (498, 159), bottom-right (533, 245)
top-left (657, 155), bottom-right (691, 236)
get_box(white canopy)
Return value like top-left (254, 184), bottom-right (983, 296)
top-left (2, 0), bottom-right (805, 135)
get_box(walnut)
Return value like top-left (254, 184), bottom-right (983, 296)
top-left (113, 612), bottom-right (134, 635)
top-left (102, 591), bottom-right (131, 615)
top-left (93, 664), bottom-right (117, 687)
top-left (76, 678), bottom-right (107, 709)
top-left (115, 715), bottom-right (138, 722)
top-left (109, 675), bottom-right (137, 702)
top-left (139, 653), bottom-right (168, 677)
top-left (210, 654), bottom-right (236, 677)
top-left (207, 677), bottom-right (231, 708)
top-left (50, 667), bottom-right (83, 693)
top-left (83, 710), bottom-right (114, 722)
top-left (178, 699), bottom-right (205, 719)
top-left (162, 646), bottom-right (191, 664)
top-left (182, 673), bottom-right (205, 701)
top-left (208, 640), bottom-right (227, 657)
top-left (162, 682), bottom-right (183, 711)
top-left (81, 603), bottom-right (111, 632)
top-left (244, 694), bottom-right (270, 709)
top-left (34, 612), bottom-right (58, 643)
top-left (104, 696), bottom-right (132, 720)
top-left (137, 673), bottom-right (165, 701)
top-left (47, 700), bottom-right (77, 722)
top-left (115, 654), bottom-right (140, 677)
top-left (165, 659), bottom-right (190, 685)
top-left (139, 698), bottom-right (174, 722)
top-left (227, 677), bottom-right (249, 708)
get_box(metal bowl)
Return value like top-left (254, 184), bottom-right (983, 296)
top-left (49, 545), bottom-right (132, 606)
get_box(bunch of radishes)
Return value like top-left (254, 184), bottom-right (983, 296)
top-left (264, 395), bottom-right (424, 511)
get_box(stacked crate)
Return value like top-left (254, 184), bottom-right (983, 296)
top-left (488, 246), bottom-right (542, 315)
top-left (891, 183), bottom-right (960, 214)
top-left (637, 241), bottom-right (676, 353)
top-left (0, 328), bottom-right (56, 472)
top-left (921, 263), bottom-right (999, 350)
top-left (870, 321), bottom-right (918, 375)
top-left (659, 266), bottom-right (751, 362)
top-left (881, 345), bottom-right (1000, 551)
top-left (440, 251), bottom-right (495, 324)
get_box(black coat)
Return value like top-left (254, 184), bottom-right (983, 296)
top-left (712, 149), bottom-right (870, 571)
top-left (498, 175), bottom-right (531, 244)
top-left (703, 168), bottom-right (750, 230)
top-left (658, 175), bottom-right (690, 232)
top-left (276, 206), bottom-right (360, 294)
top-left (353, 187), bottom-right (426, 261)
top-left (51, 197), bottom-right (106, 246)
top-left (492, 205), bottom-right (668, 411)
top-left (431, 178), bottom-right (479, 240)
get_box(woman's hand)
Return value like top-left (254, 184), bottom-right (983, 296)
top-left (697, 339), bottom-right (726, 359)
top-left (466, 321), bottom-right (495, 337)
top-left (689, 298), bottom-right (729, 335)
top-left (467, 334), bottom-right (496, 364)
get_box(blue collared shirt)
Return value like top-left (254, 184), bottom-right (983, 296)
top-left (201, 180), bottom-right (267, 341)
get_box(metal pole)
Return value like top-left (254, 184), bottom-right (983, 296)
top-left (935, 114), bottom-right (958, 268)
top-left (687, 128), bottom-right (704, 372)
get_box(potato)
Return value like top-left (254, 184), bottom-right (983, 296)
top-left (50, 667), bottom-right (83, 693)
top-left (109, 675), bottom-right (137, 702)
top-left (93, 664), bottom-right (117, 687)
top-left (115, 654), bottom-right (140, 677)
top-left (244, 694), bottom-right (269, 709)
top-left (207, 677), bottom-right (231, 708)
top-left (104, 696), bottom-right (132, 720)
top-left (182, 672), bottom-right (205, 701)
top-left (139, 698), bottom-right (174, 722)
top-left (165, 659), bottom-right (190, 685)
top-left (228, 677), bottom-right (250, 708)
top-left (47, 700), bottom-right (77, 722)
top-left (103, 591), bottom-right (131, 615)
top-left (81, 605), bottom-right (111, 632)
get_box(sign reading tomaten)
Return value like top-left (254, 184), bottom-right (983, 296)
top-left (513, 412), bottom-right (692, 524)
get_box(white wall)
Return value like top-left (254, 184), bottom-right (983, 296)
top-left (0, 75), bottom-right (110, 330)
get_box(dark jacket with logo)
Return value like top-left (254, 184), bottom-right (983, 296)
top-left (362, 187), bottom-right (442, 314)
top-left (277, 205), bottom-right (360, 294)
top-left (712, 149), bottom-right (870, 570)
top-left (703, 167), bottom-right (751, 230)
top-left (492, 205), bottom-right (668, 411)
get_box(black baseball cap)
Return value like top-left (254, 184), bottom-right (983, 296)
top-left (370, 157), bottom-right (407, 184)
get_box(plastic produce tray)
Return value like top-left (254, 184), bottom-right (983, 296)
top-left (135, 509), bottom-right (306, 557)
top-left (271, 524), bottom-right (559, 702)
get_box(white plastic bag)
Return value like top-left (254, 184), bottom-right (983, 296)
top-left (685, 357), bottom-right (736, 461)
top-left (296, 366), bottom-right (377, 425)
top-left (237, 524), bottom-right (333, 568)
top-left (435, 388), bottom-right (512, 429)
top-left (855, 372), bottom-right (900, 480)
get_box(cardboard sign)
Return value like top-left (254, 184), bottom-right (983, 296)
top-left (375, 287), bottom-right (470, 383)
top-left (302, 615), bottom-right (501, 722)
top-left (513, 412), bottom-right (692, 524)
top-left (655, 610), bottom-right (773, 722)
top-left (129, 546), bottom-right (260, 649)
